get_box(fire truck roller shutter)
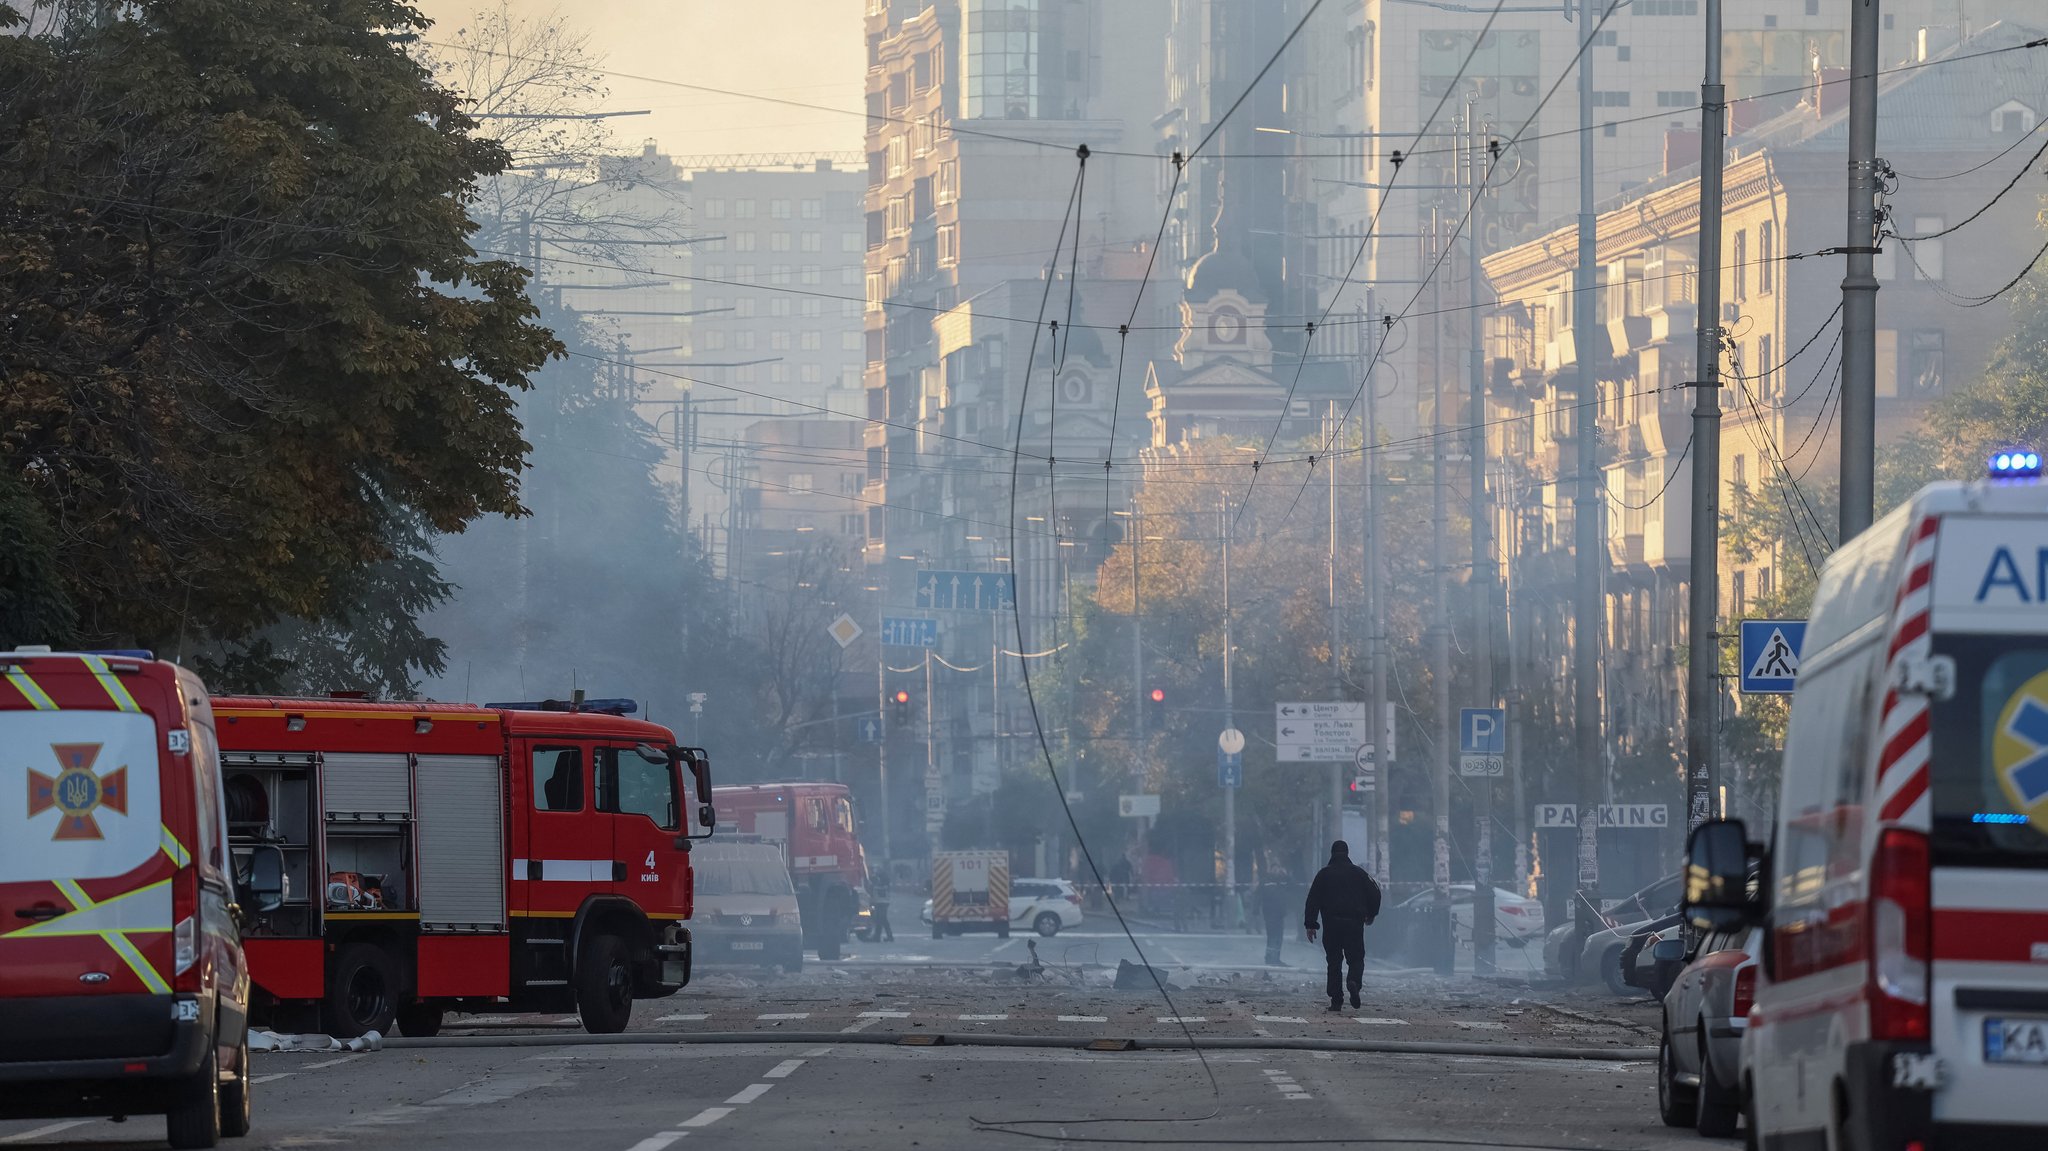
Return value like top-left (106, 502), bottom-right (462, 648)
top-left (322, 753), bottom-right (412, 819)
top-left (415, 755), bottom-right (505, 930)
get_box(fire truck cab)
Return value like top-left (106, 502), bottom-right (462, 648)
top-left (712, 783), bottom-right (867, 961)
top-left (215, 695), bottom-right (713, 1038)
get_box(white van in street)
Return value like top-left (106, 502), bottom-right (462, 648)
top-left (1685, 456), bottom-right (2048, 1151)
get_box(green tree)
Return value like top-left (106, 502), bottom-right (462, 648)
top-left (0, 0), bottom-right (556, 655)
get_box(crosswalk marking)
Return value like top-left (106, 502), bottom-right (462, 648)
top-left (1058, 1015), bottom-right (1108, 1023)
top-left (858, 1010), bottom-right (911, 1018)
top-left (1156, 1016), bottom-right (1207, 1024)
top-left (657, 1013), bottom-right (709, 1023)
top-left (756, 1013), bottom-right (810, 1021)
top-left (958, 1013), bottom-right (1008, 1021)
top-left (1354, 1017), bottom-right (1409, 1025)
top-left (1455, 1021), bottom-right (1507, 1030)
top-left (1254, 1015), bottom-right (1307, 1024)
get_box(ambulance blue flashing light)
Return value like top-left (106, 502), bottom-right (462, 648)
top-left (1989, 449), bottom-right (2042, 479)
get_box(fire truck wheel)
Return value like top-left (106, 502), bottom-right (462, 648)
top-left (165, 1040), bottom-right (221, 1149)
top-left (324, 942), bottom-right (399, 1038)
top-left (395, 1004), bottom-right (445, 1038)
top-left (576, 933), bottom-right (635, 1034)
top-left (219, 1036), bottom-right (252, 1139)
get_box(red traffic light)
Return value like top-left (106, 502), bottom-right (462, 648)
top-left (1149, 688), bottom-right (1165, 703)
top-left (893, 690), bottom-right (911, 704)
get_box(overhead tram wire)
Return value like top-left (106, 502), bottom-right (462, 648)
top-left (1238, 0), bottom-right (1513, 526)
top-left (1046, 149), bottom-right (1090, 557)
top-left (1884, 126), bottom-right (2048, 242)
top-left (1275, 0), bottom-right (1627, 526)
top-left (983, 5), bottom-right (1333, 1137)
top-left (1724, 335), bottom-right (1831, 566)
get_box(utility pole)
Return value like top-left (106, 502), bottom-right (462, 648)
top-left (1467, 106), bottom-right (1499, 974)
top-left (1221, 495), bottom-right (1237, 900)
top-left (877, 637), bottom-right (891, 864)
top-left (1366, 304), bottom-right (1392, 883)
top-left (1431, 203), bottom-right (1455, 974)
top-left (1130, 503), bottom-right (1145, 764)
top-left (925, 648), bottom-right (938, 847)
top-left (1328, 400), bottom-right (1345, 844)
top-left (1686, 0), bottom-right (1727, 838)
top-left (1840, 0), bottom-right (1882, 541)
top-left (1571, 0), bottom-right (1607, 953)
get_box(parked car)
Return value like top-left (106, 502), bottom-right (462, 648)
top-left (1618, 915), bottom-right (1686, 1000)
top-left (1393, 884), bottom-right (1546, 943)
top-left (1657, 926), bottom-right (1759, 1138)
top-left (920, 877), bottom-right (1083, 937)
top-left (690, 840), bottom-right (805, 971)
top-left (1546, 874), bottom-right (1683, 986)
top-left (0, 649), bottom-right (253, 1149)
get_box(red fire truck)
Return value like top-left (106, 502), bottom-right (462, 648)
top-left (213, 694), bottom-right (713, 1037)
top-left (712, 783), bottom-right (867, 960)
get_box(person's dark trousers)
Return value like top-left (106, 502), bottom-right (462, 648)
top-left (874, 902), bottom-right (894, 941)
top-left (1264, 916), bottom-right (1285, 964)
top-left (1321, 918), bottom-right (1366, 1003)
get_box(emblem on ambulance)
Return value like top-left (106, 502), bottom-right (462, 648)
top-left (27, 743), bottom-right (128, 841)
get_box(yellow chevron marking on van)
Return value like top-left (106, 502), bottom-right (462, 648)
top-left (3, 879), bottom-right (172, 994)
top-left (159, 825), bottom-right (191, 867)
top-left (4, 667), bottom-right (57, 710)
top-left (79, 655), bottom-right (142, 713)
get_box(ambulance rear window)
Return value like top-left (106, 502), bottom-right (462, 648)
top-left (0, 710), bottom-right (165, 884)
top-left (1928, 637), bottom-right (2048, 866)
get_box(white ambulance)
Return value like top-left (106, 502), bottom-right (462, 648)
top-left (1686, 454), bottom-right (2048, 1151)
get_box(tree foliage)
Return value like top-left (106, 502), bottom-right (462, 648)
top-left (0, 0), bottom-right (556, 654)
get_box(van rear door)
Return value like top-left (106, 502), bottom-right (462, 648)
top-left (0, 658), bottom-right (181, 1010)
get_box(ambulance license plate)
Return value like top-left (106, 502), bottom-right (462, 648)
top-left (1985, 1018), bottom-right (2048, 1064)
top-left (733, 942), bottom-right (764, 951)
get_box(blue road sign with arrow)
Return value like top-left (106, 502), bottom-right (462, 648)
top-left (1217, 748), bottom-right (1243, 788)
top-left (880, 616), bottom-right (939, 648)
top-left (915, 570), bottom-right (1016, 612)
top-left (1739, 620), bottom-right (1806, 694)
top-left (857, 715), bottom-right (882, 743)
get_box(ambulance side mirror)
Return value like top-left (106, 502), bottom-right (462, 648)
top-left (247, 846), bottom-right (287, 913)
top-left (1682, 820), bottom-right (1756, 934)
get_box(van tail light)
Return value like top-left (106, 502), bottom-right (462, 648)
top-left (170, 858), bottom-right (200, 992)
top-left (1868, 827), bottom-right (1931, 1041)
top-left (1067, 891), bottom-right (1082, 905)
top-left (1732, 965), bottom-right (1757, 1019)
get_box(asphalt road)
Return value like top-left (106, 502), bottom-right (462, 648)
top-left (0, 1040), bottom-right (1715, 1151)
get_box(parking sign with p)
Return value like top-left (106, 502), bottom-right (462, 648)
top-left (1459, 707), bottom-right (1506, 777)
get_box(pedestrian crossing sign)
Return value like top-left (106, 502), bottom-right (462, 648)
top-left (1739, 620), bottom-right (1807, 694)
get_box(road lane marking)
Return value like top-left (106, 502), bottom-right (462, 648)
top-left (658, 1013), bottom-right (709, 1022)
top-left (725, 1083), bottom-right (775, 1105)
top-left (1254, 1016), bottom-right (1308, 1023)
top-left (958, 1014), bottom-right (1008, 1021)
top-left (1156, 1016), bottom-right (1207, 1024)
top-left (1455, 1021), bottom-right (1507, 1030)
top-left (299, 1054), bottom-right (367, 1070)
top-left (1058, 1015), bottom-right (1108, 1023)
top-left (0, 1121), bottom-right (90, 1144)
top-left (763, 1060), bottom-right (806, 1079)
top-left (249, 1073), bottom-right (294, 1084)
top-left (680, 1108), bottom-right (733, 1128)
top-left (859, 1010), bottom-right (911, 1018)
top-left (625, 1134), bottom-right (688, 1151)
top-left (756, 1013), bottom-right (809, 1021)
top-left (423, 1071), bottom-right (561, 1107)
top-left (1353, 1017), bottom-right (1408, 1025)
top-left (838, 1017), bottom-right (879, 1033)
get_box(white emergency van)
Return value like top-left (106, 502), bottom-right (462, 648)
top-left (1685, 457), bottom-right (2048, 1151)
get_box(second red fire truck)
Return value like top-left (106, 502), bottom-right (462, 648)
top-left (214, 694), bottom-right (714, 1037)
top-left (712, 783), bottom-right (868, 960)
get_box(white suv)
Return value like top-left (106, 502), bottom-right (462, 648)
top-left (921, 877), bottom-right (1084, 937)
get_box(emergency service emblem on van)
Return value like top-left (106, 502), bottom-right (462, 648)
top-left (28, 743), bottom-right (130, 841)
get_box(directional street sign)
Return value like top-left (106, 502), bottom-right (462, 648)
top-left (1458, 707), bottom-right (1507, 776)
top-left (915, 570), bottom-right (1016, 612)
top-left (1119, 794), bottom-right (1161, 818)
top-left (1276, 702), bottom-right (1368, 762)
top-left (1217, 748), bottom-right (1243, 789)
top-left (1739, 620), bottom-right (1807, 694)
top-left (879, 616), bottom-right (939, 648)
top-left (857, 715), bottom-right (882, 743)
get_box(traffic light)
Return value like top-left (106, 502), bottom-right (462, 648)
top-left (1147, 686), bottom-right (1166, 726)
top-left (892, 689), bottom-right (911, 723)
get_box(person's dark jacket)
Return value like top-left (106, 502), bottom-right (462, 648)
top-left (1304, 857), bottom-right (1382, 931)
top-left (1256, 877), bottom-right (1299, 928)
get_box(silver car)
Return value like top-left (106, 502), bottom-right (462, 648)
top-left (1656, 925), bottom-right (1760, 1138)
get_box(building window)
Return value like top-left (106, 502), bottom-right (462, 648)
top-left (735, 233), bottom-right (757, 252)
top-left (802, 331), bottom-right (822, 350)
top-left (771, 363), bottom-right (789, 383)
top-left (1592, 91), bottom-right (1630, 108)
top-left (799, 265), bottom-right (819, 284)
top-left (801, 363), bottom-right (823, 384)
top-left (1635, 0), bottom-right (1698, 14)
top-left (938, 159), bottom-right (959, 204)
top-left (771, 199), bottom-right (792, 220)
top-left (1732, 454), bottom-right (1747, 493)
top-left (802, 232), bottom-right (823, 252)
top-left (844, 232), bottom-right (864, 252)
top-left (702, 330), bottom-right (726, 350)
top-left (735, 199), bottom-right (755, 219)
top-left (961, 0), bottom-right (1041, 120)
top-left (772, 264), bottom-right (792, 285)
top-left (844, 331), bottom-right (863, 351)
top-left (1907, 330), bottom-right (1945, 396)
top-left (1732, 571), bottom-right (1747, 617)
top-left (771, 232), bottom-right (792, 251)
top-left (736, 330), bottom-right (756, 350)
top-left (886, 196), bottom-right (910, 237)
top-left (1911, 217), bottom-right (1945, 281)
top-left (771, 298), bottom-right (791, 317)
top-left (801, 299), bottom-right (822, 318)
top-left (1757, 333), bottom-right (1774, 399)
top-left (865, 270), bottom-right (884, 313)
top-left (802, 198), bottom-right (822, 219)
top-left (788, 473), bottom-right (815, 492)
top-left (703, 198), bottom-right (725, 219)
top-left (736, 298), bottom-right (757, 317)
top-left (1731, 230), bottom-right (1747, 301)
top-left (1758, 221), bottom-right (1776, 292)
top-left (937, 224), bottom-right (958, 267)
top-left (887, 135), bottom-right (907, 177)
top-left (1656, 90), bottom-right (1697, 108)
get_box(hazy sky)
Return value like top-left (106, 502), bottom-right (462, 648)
top-left (411, 1), bottom-right (868, 159)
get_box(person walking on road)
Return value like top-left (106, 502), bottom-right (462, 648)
top-left (1256, 864), bottom-right (1298, 966)
top-left (1303, 840), bottom-right (1381, 1012)
top-left (870, 879), bottom-right (895, 942)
